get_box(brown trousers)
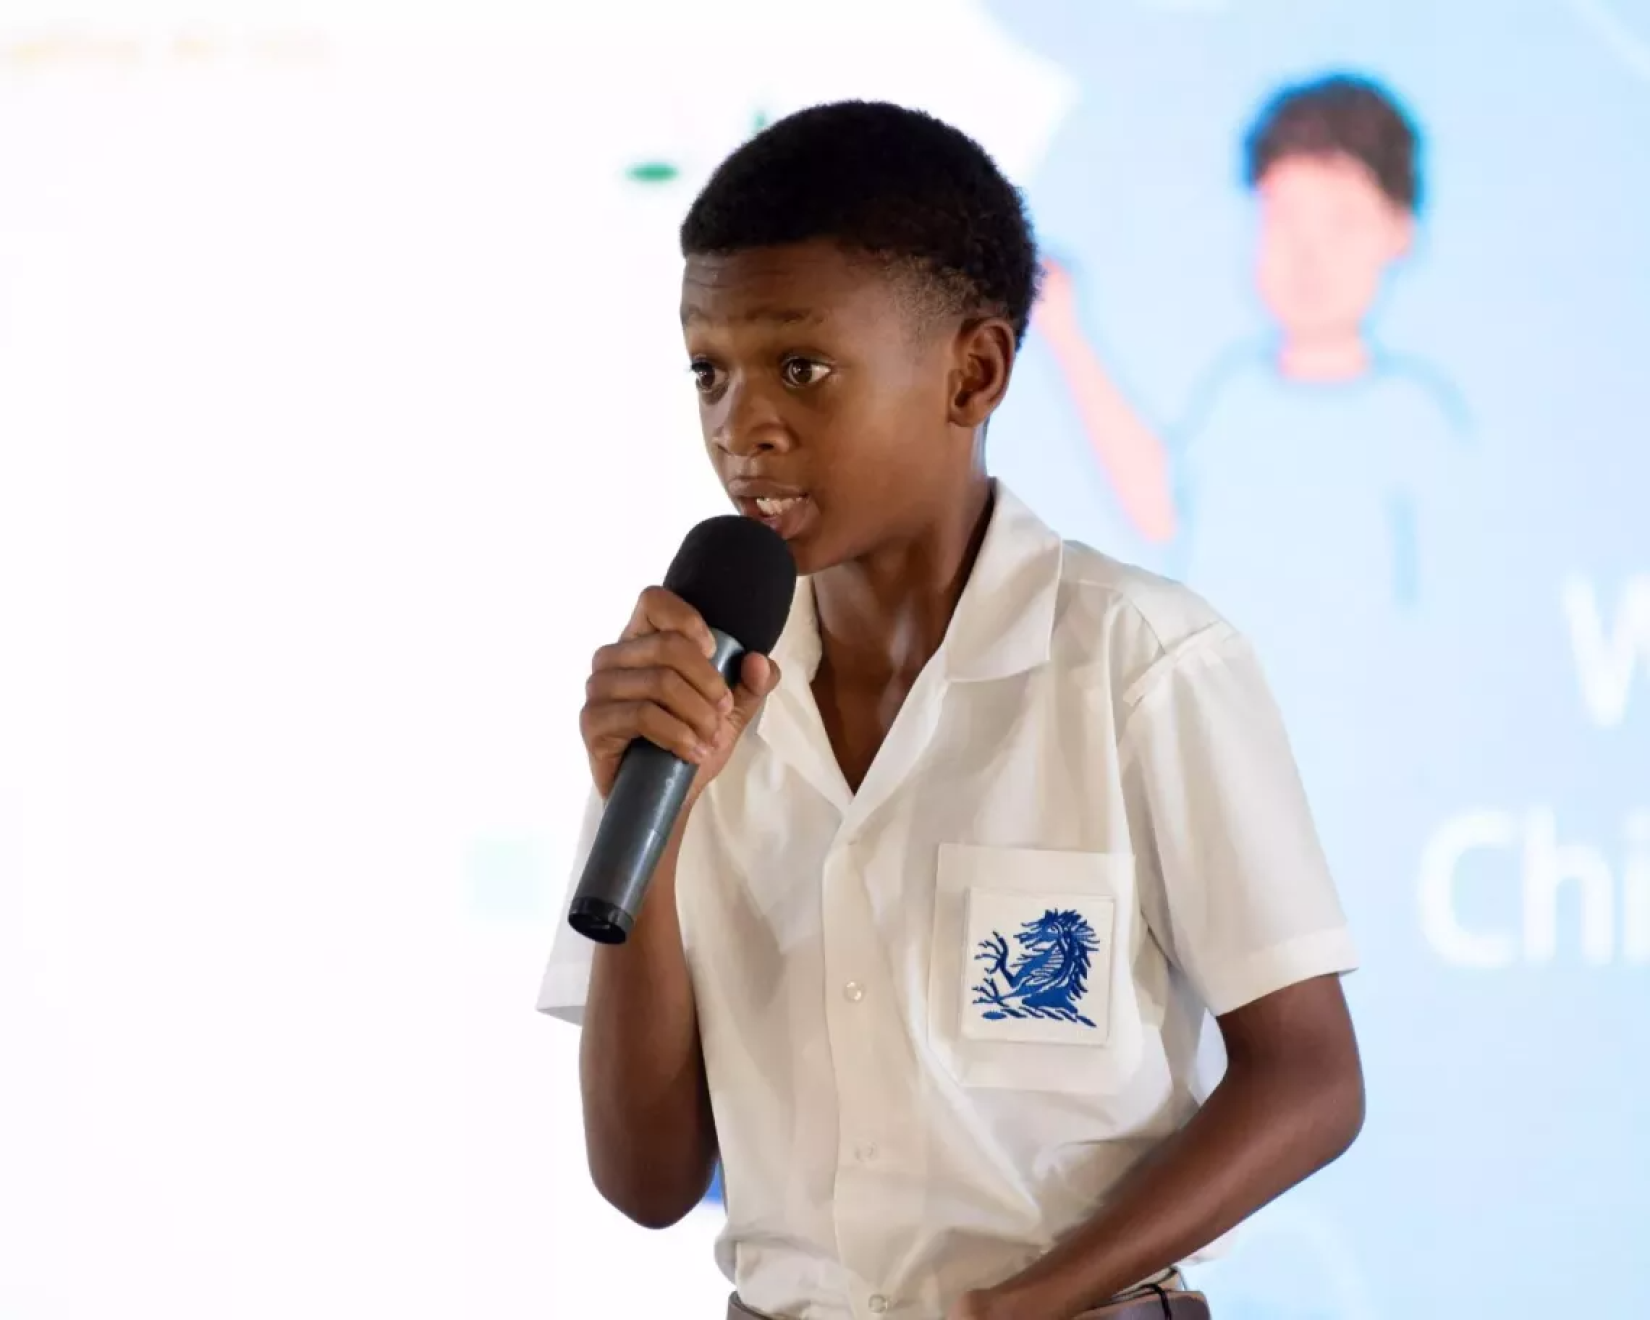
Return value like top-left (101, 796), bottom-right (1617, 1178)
top-left (726, 1284), bottom-right (1211, 1319)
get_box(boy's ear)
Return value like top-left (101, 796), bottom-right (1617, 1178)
top-left (948, 317), bottom-right (1016, 429)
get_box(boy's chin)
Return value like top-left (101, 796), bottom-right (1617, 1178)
top-left (787, 538), bottom-right (832, 578)
top-left (786, 527), bottom-right (860, 579)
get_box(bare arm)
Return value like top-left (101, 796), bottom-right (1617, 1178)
top-left (1034, 258), bottom-right (1178, 543)
top-left (960, 975), bottom-right (1365, 1320)
top-left (578, 817), bottom-right (718, 1228)
top-left (574, 587), bottom-right (781, 1229)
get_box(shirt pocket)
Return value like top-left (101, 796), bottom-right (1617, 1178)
top-left (926, 843), bottom-right (1144, 1094)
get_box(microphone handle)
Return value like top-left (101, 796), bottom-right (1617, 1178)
top-left (567, 629), bottom-right (745, 944)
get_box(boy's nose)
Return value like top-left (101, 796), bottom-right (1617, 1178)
top-left (712, 383), bottom-right (793, 455)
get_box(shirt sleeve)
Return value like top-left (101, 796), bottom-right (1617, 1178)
top-left (1119, 622), bottom-right (1358, 1017)
top-left (534, 789), bottom-right (605, 1026)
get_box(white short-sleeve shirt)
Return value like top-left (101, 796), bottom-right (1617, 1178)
top-left (538, 483), bottom-right (1357, 1320)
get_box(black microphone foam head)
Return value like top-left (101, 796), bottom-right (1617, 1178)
top-left (663, 515), bottom-right (798, 653)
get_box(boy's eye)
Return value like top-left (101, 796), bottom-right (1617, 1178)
top-left (689, 360), bottom-right (722, 393)
top-left (780, 357), bottom-right (833, 388)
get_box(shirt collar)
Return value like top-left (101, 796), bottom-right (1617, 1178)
top-left (767, 480), bottom-right (1063, 689)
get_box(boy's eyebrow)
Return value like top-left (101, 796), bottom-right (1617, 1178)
top-left (680, 304), bottom-right (825, 328)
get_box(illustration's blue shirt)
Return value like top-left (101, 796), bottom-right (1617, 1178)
top-left (1177, 346), bottom-right (1469, 643)
top-left (1168, 346), bottom-right (1473, 825)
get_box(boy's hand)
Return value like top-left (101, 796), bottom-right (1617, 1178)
top-left (579, 585), bottom-right (781, 802)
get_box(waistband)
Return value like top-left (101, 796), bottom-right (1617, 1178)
top-left (727, 1272), bottom-right (1210, 1320)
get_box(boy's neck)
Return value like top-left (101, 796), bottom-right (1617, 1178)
top-left (811, 470), bottom-right (994, 687)
top-left (1277, 330), bottom-right (1371, 382)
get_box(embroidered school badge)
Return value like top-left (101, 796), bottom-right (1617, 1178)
top-left (963, 891), bottom-right (1115, 1045)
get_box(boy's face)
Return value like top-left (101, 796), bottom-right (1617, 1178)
top-left (1254, 152), bottom-right (1413, 340)
top-left (682, 240), bottom-right (987, 577)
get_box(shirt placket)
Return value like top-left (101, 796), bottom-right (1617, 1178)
top-left (820, 831), bottom-right (925, 1319)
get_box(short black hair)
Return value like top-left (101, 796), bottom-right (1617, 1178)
top-left (1243, 74), bottom-right (1423, 213)
top-left (680, 100), bottom-right (1040, 347)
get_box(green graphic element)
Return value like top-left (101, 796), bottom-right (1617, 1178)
top-left (627, 161), bottom-right (680, 184)
top-left (624, 109), bottom-right (770, 186)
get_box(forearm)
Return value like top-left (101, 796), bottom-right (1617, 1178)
top-left (985, 1050), bottom-right (1364, 1319)
top-left (578, 815), bottom-right (717, 1228)
top-left (1037, 317), bottom-right (1178, 543)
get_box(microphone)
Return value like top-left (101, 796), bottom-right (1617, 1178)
top-left (566, 515), bottom-right (797, 945)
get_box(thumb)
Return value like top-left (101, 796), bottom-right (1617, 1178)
top-left (728, 652), bottom-right (781, 728)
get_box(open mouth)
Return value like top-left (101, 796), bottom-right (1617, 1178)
top-left (739, 494), bottom-right (813, 540)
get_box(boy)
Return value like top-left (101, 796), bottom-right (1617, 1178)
top-left (538, 100), bottom-right (1364, 1320)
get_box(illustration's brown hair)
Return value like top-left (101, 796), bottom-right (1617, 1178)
top-left (1245, 74), bottom-right (1422, 212)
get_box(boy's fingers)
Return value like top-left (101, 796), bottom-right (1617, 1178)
top-left (742, 652), bottom-right (780, 697)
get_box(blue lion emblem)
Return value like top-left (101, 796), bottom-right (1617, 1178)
top-left (972, 907), bottom-right (1101, 1026)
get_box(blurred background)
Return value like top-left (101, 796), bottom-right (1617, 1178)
top-left (0, 2), bottom-right (1644, 1318)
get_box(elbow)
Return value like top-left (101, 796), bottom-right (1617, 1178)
top-left (601, 1189), bottom-right (698, 1232)
top-left (1339, 1066), bottom-right (1368, 1155)
top-left (1316, 1056), bottom-right (1367, 1167)
top-left (1231, 1048), bottom-right (1366, 1174)
top-left (587, 1154), bottom-right (713, 1231)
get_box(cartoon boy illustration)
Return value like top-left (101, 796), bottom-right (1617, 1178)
top-left (1036, 73), bottom-right (1469, 666)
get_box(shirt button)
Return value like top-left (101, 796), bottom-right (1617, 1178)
top-left (843, 981), bottom-right (865, 1002)
top-left (868, 1296), bottom-right (888, 1314)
